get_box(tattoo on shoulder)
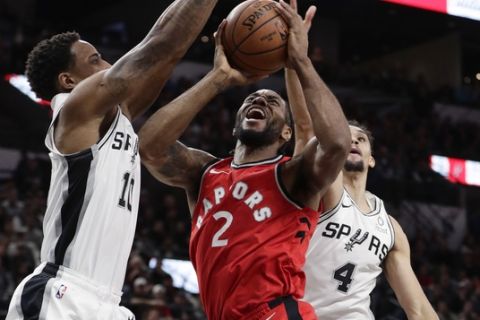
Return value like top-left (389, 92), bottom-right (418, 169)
top-left (157, 143), bottom-right (189, 177)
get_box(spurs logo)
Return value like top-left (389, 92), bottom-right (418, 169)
top-left (344, 229), bottom-right (369, 252)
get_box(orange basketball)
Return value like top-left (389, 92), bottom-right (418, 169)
top-left (222, 0), bottom-right (289, 76)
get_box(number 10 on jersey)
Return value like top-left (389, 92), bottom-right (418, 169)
top-left (118, 171), bottom-right (135, 212)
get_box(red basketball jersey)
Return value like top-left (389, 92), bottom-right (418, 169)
top-left (190, 155), bottom-right (318, 320)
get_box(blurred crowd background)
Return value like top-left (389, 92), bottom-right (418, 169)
top-left (1, 0), bottom-right (480, 319)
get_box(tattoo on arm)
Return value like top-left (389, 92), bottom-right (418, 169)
top-left (157, 143), bottom-right (193, 179)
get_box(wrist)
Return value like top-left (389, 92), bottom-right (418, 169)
top-left (291, 56), bottom-right (312, 72)
top-left (208, 68), bottom-right (230, 92)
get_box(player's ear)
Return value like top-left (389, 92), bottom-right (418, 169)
top-left (58, 72), bottom-right (76, 91)
top-left (232, 128), bottom-right (236, 137)
top-left (281, 125), bottom-right (292, 142)
top-left (368, 156), bottom-right (375, 168)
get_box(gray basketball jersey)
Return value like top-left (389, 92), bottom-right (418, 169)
top-left (41, 93), bottom-right (140, 293)
top-left (303, 189), bottom-right (395, 320)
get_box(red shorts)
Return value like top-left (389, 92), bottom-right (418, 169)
top-left (241, 296), bottom-right (317, 320)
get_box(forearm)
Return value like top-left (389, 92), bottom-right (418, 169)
top-left (139, 70), bottom-right (227, 162)
top-left (143, 0), bottom-right (218, 56)
top-left (285, 68), bottom-right (314, 155)
top-left (386, 219), bottom-right (439, 320)
top-left (109, 0), bottom-right (219, 117)
top-left (406, 304), bottom-right (438, 320)
top-left (293, 58), bottom-right (349, 151)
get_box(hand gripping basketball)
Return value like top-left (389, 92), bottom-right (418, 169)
top-left (275, 0), bottom-right (314, 69)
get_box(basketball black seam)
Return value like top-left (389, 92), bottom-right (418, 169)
top-left (230, 0), bottom-right (257, 53)
top-left (232, 49), bottom-right (283, 72)
top-left (233, 13), bottom-right (285, 54)
top-left (236, 43), bottom-right (287, 55)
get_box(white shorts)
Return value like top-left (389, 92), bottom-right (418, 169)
top-left (6, 262), bottom-right (135, 320)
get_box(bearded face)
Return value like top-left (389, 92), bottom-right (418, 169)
top-left (234, 90), bottom-right (290, 149)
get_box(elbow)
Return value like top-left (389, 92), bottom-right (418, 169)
top-left (102, 67), bottom-right (129, 97)
top-left (325, 135), bottom-right (350, 162)
top-left (138, 139), bottom-right (161, 167)
top-left (403, 302), bottom-right (438, 320)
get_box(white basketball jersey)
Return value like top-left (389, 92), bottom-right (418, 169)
top-left (303, 189), bottom-right (395, 320)
top-left (41, 93), bottom-right (140, 293)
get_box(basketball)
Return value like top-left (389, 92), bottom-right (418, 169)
top-left (222, 0), bottom-right (289, 76)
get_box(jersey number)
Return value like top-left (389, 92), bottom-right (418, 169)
top-left (333, 263), bottom-right (356, 293)
top-left (119, 172), bottom-right (135, 212)
top-left (211, 211), bottom-right (233, 247)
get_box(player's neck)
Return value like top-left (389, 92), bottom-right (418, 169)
top-left (343, 171), bottom-right (370, 213)
top-left (233, 142), bottom-right (280, 165)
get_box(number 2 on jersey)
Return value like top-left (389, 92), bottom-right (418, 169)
top-left (333, 263), bottom-right (356, 293)
top-left (211, 211), bottom-right (233, 247)
top-left (118, 172), bottom-right (135, 212)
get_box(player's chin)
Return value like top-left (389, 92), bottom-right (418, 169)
top-left (347, 152), bottom-right (363, 161)
top-left (243, 118), bottom-right (267, 130)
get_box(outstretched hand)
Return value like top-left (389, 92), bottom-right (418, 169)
top-left (213, 20), bottom-right (267, 88)
top-left (276, 0), bottom-right (316, 69)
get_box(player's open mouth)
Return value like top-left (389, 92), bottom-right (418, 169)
top-left (350, 148), bottom-right (362, 155)
top-left (246, 107), bottom-right (267, 120)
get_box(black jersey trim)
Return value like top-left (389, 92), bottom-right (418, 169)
top-left (275, 162), bottom-right (304, 209)
top-left (98, 107), bottom-right (121, 150)
top-left (193, 157), bottom-right (221, 206)
top-left (346, 190), bottom-right (382, 217)
top-left (386, 213), bottom-right (396, 251)
top-left (54, 150), bottom-right (93, 265)
top-left (318, 191), bottom-right (345, 224)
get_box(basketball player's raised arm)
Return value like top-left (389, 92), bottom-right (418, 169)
top-left (277, 0), bottom-right (349, 207)
top-left (286, 67), bottom-right (344, 210)
top-left (284, 3), bottom-right (344, 209)
top-left (384, 217), bottom-right (439, 320)
top-left (140, 22), bottom-right (261, 191)
top-left (284, 5), bottom-right (316, 155)
top-left (65, 0), bottom-right (219, 121)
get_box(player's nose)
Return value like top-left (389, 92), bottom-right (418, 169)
top-left (252, 96), bottom-right (267, 106)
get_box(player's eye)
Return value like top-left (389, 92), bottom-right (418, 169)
top-left (90, 53), bottom-right (102, 64)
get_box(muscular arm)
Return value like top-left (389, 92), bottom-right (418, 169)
top-left (285, 68), bottom-right (314, 155)
top-left (69, 0), bottom-right (218, 120)
top-left (140, 26), bottom-right (258, 196)
top-left (285, 67), bottom-right (344, 210)
top-left (385, 217), bottom-right (439, 320)
top-left (58, 0), bottom-right (218, 154)
top-left (139, 70), bottom-right (226, 192)
top-left (278, 1), bottom-right (349, 209)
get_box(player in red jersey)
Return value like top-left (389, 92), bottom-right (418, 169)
top-left (139, 1), bottom-right (350, 319)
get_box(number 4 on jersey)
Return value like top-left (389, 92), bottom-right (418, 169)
top-left (333, 263), bottom-right (356, 293)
